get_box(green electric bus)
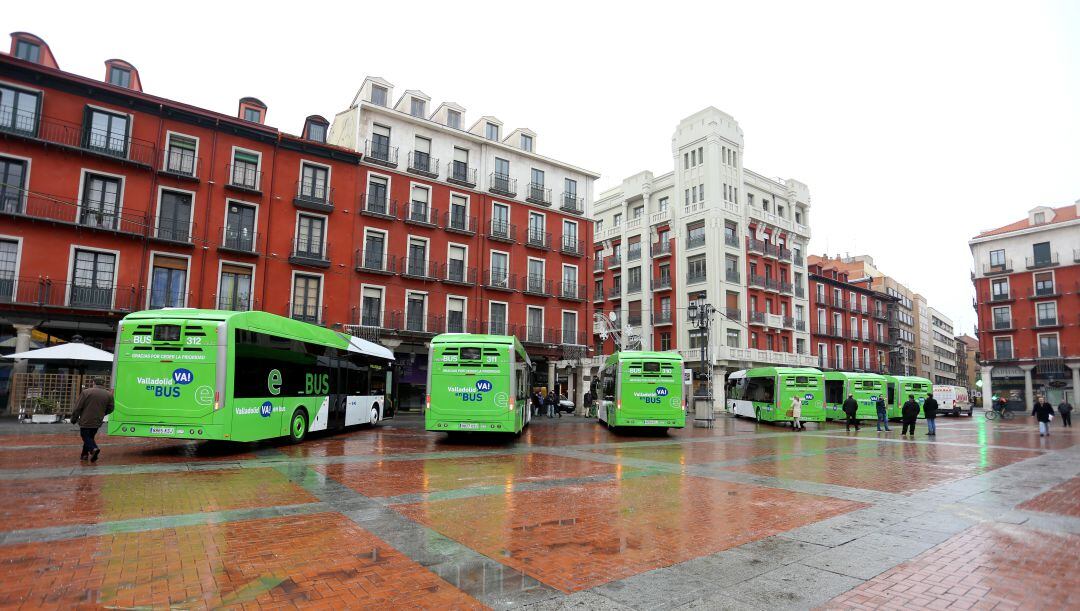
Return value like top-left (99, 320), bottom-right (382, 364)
top-left (109, 309), bottom-right (395, 443)
top-left (597, 351), bottom-right (685, 429)
top-left (727, 367), bottom-right (825, 424)
top-left (426, 334), bottom-right (531, 434)
top-left (823, 372), bottom-right (886, 421)
top-left (884, 375), bottom-right (933, 419)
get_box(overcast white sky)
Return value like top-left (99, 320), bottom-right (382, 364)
top-left (13, 1), bottom-right (1079, 334)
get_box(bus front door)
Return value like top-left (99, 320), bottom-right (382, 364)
top-left (327, 359), bottom-right (347, 431)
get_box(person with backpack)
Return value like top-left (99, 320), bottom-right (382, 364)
top-left (901, 396), bottom-right (920, 435)
top-left (842, 394), bottom-right (860, 432)
top-left (1032, 395), bottom-right (1055, 437)
top-left (923, 393), bottom-right (939, 436)
top-left (1058, 398), bottom-right (1073, 428)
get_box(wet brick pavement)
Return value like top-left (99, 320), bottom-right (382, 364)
top-left (0, 411), bottom-right (1077, 609)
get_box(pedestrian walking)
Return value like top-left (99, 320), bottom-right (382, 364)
top-left (790, 394), bottom-right (803, 430)
top-left (545, 390), bottom-right (556, 418)
top-left (842, 394), bottom-right (860, 432)
top-left (70, 378), bottom-right (113, 463)
top-left (1032, 395), bottom-right (1055, 437)
top-left (923, 393), bottom-right (939, 436)
top-left (875, 395), bottom-right (890, 431)
top-left (901, 396), bottom-right (919, 435)
top-left (531, 390), bottom-right (542, 418)
top-left (1058, 398), bottom-right (1073, 428)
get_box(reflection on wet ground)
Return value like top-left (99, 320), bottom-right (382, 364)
top-left (0, 412), bottom-right (1076, 609)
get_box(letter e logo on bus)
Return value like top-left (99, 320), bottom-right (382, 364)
top-left (172, 368), bottom-right (193, 385)
top-left (476, 380), bottom-right (493, 392)
top-left (267, 369), bottom-right (282, 396)
top-left (259, 401), bottom-right (273, 418)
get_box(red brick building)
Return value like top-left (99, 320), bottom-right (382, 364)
top-left (0, 33), bottom-right (598, 410)
top-left (807, 255), bottom-right (893, 373)
top-left (969, 203), bottom-right (1079, 408)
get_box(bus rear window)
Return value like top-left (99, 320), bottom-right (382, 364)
top-left (153, 325), bottom-right (181, 342)
top-left (643, 362), bottom-right (661, 372)
top-left (460, 348), bottom-right (481, 361)
top-left (795, 376), bottom-right (808, 384)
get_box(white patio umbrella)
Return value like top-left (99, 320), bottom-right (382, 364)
top-left (4, 342), bottom-right (113, 362)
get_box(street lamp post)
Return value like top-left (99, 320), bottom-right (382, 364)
top-left (686, 302), bottom-right (716, 426)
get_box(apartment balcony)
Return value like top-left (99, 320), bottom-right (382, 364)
top-left (687, 271), bottom-right (707, 285)
top-left (873, 308), bottom-right (888, 320)
top-left (151, 217), bottom-right (195, 246)
top-left (0, 187), bottom-right (148, 236)
top-left (651, 241), bottom-right (671, 257)
top-left (158, 148), bottom-right (201, 181)
top-left (216, 294), bottom-right (254, 312)
top-left (226, 164), bottom-right (263, 195)
top-left (649, 208), bottom-right (671, 226)
top-left (145, 290), bottom-right (191, 311)
top-left (485, 270), bottom-right (518, 292)
top-left (364, 139), bottom-right (398, 168)
top-left (288, 302), bottom-right (325, 326)
top-left (627, 281), bottom-right (641, 295)
top-left (354, 249), bottom-right (397, 275)
top-left (344, 320), bottom-right (382, 343)
top-left (652, 275), bottom-right (672, 290)
top-left (293, 180), bottom-right (334, 213)
top-left (989, 290), bottom-right (1014, 302)
top-left (0, 110), bottom-right (156, 167)
top-left (679, 345), bottom-right (817, 368)
top-left (218, 228), bottom-right (260, 256)
top-left (795, 285), bottom-right (805, 299)
top-left (747, 238), bottom-right (781, 259)
top-left (652, 311), bottom-right (673, 325)
top-left (795, 319), bottom-right (806, 332)
top-left (725, 308), bottom-right (741, 322)
top-left (560, 193), bottom-right (584, 214)
top-left (594, 256), bottom-right (605, 273)
top-left (778, 247), bottom-right (792, 262)
top-left (526, 183), bottom-right (551, 206)
top-left (593, 289), bottom-right (604, 303)
top-left (560, 236), bottom-right (584, 257)
top-left (489, 173), bottom-right (516, 198)
top-left (360, 194), bottom-right (399, 220)
top-left (406, 151), bottom-right (439, 179)
top-left (726, 269), bottom-right (740, 283)
top-left (982, 260), bottom-right (1013, 275)
top-left (487, 220), bottom-right (516, 244)
top-left (793, 253), bottom-right (805, 266)
top-left (1032, 316), bottom-right (1061, 329)
top-left (1025, 253), bottom-right (1059, 270)
top-left (386, 311), bottom-right (442, 336)
top-left (442, 262), bottom-right (477, 286)
top-left (525, 228), bottom-right (552, 250)
top-left (559, 281), bottom-right (586, 301)
top-left (607, 255), bottom-right (622, 268)
top-left (991, 318), bottom-right (1014, 331)
top-left (724, 234), bottom-right (740, 248)
top-left (627, 245), bottom-right (642, 262)
top-left (446, 161), bottom-right (477, 187)
top-left (1031, 284), bottom-right (1059, 298)
top-left (439, 211), bottom-right (476, 236)
top-left (628, 313), bottom-right (643, 327)
top-left (608, 285), bottom-right (622, 299)
top-left (848, 330), bottom-right (861, 341)
top-left (289, 240), bottom-right (330, 269)
top-left (399, 256), bottom-right (439, 280)
top-left (404, 203), bottom-right (438, 227)
top-left (686, 234), bottom-right (706, 250)
top-left (523, 276), bottom-right (552, 296)
top-left (749, 275), bottom-right (767, 289)
top-left (0, 276), bottom-right (141, 312)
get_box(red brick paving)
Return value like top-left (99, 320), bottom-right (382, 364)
top-left (278, 431), bottom-right (495, 458)
top-left (822, 522), bottom-right (1080, 610)
top-left (0, 512), bottom-right (484, 609)
top-left (0, 468), bottom-right (316, 531)
top-left (396, 474), bottom-right (865, 592)
top-left (844, 442), bottom-right (1042, 473)
top-left (1017, 477), bottom-right (1080, 518)
top-left (591, 440), bottom-right (778, 464)
top-left (724, 453), bottom-right (971, 493)
top-left (0, 441), bottom-right (256, 469)
top-left (320, 452), bottom-right (627, 497)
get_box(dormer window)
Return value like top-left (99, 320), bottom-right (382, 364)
top-left (243, 107), bottom-right (261, 123)
top-left (410, 98), bottom-right (426, 118)
top-left (521, 134), bottom-right (533, 152)
top-left (108, 67), bottom-right (131, 88)
top-left (447, 109), bottom-right (461, 129)
top-left (1033, 211), bottom-right (1045, 225)
top-left (370, 85), bottom-right (388, 106)
top-left (14, 40), bottom-right (40, 62)
top-left (308, 123), bottom-right (326, 143)
top-left (485, 122), bottom-right (499, 141)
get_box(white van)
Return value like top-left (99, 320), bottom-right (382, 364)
top-left (933, 385), bottom-right (972, 416)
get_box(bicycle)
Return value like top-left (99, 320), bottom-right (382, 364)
top-left (984, 407), bottom-right (1014, 421)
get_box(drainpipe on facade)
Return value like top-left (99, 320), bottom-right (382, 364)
top-left (196, 119), bottom-right (220, 308)
top-left (261, 134), bottom-right (280, 317)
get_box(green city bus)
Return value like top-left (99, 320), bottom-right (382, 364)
top-left (109, 309), bottom-right (395, 443)
top-left (884, 375), bottom-right (933, 419)
top-left (727, 367), bottom-right (825, 424)
top-left (426, 334), bottom-right (532, 434)
top-left (597, 351), bottom-right (685, 429)
top-left (823, 371), bottom-right (886, 421)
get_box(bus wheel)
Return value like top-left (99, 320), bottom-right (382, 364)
top-left (289, 409), bottom-right (308, 444)
top-left (370, 406), bottom-right (380, 427)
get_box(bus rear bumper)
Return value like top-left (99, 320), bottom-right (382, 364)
top-left (425, 418), bottom-right (516, 432)
top-left (610, 417), bottom-right (685, 427)
top-left (107, 421), bottom-right (227, 441)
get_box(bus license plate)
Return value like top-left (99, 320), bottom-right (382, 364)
top-left (150, 426), bottom-right (174, 435)
top-left (643, 420), bottom-right (659, 425)
top-left (459, 423), bottom-right (479, 430)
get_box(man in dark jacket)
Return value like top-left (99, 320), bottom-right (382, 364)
top-left (1058, 399), bottom-right (1072, 428)
top-left (842, 394), bottom-right (860, 432)
top-left (923, 394), bottom-right (939, 436)
top-left (70, 378), bottom-right (113, 462)
top-left (1032, 395), bottom-right (1055, 437)
top-left (901, 396), bottom-right (920, 435)
top-left (875, 396), bottom-right (890, 432)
